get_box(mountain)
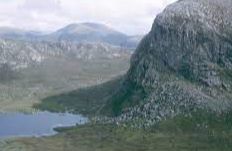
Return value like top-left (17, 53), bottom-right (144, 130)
top-left (45, 23), bottom-right (128, 46)
top-left (101, 0), bottom-right (232, 126)
top-left (2, 0), bottom-right (232, 150)
top-left (0, 23), bottom-right (141, 48)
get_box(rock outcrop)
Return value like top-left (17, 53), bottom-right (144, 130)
top-left (0, 39), bottom-right (131, 71)
top-left (129, 0), bottom-right (232, 87)
top-left (104, 0), bottom-right (232, 126)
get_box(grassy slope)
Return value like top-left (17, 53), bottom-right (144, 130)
top-left (101, 80), bottom-right (148, 116)
top-left (35, 77), bottom-right (123, 115)
top-left (36, 76), bottom-right (148, 116)
top-left (1, 115), bottom-right (232, 151)
top-left (154, 110), bottom-right (232, 134)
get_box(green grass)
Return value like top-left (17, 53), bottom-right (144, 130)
top-left (153, 109), bottom-right (232, 134)
top-left (102, 80), bottom-right (147, 116)
top-left (1, 122), bottom-right (232, 151)
top-left (36, 77), bottom-right (148, 116)
top-left (35, 77), bottom-right (123, 115)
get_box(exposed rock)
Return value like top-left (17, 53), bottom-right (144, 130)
top-left (0, 39), bottom-right (131, 74)
top-left (104, 0), bottom-right (232, 127)
top-left (129, 0), bottom-right (232, 87)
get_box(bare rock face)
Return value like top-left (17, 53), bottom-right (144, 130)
top-left (128, 0), bottom-right (232, 87)
top-left (104, 0), bottom-right (232, 125)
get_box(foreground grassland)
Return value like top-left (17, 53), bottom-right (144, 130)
top-left (1, 123), bottom-right (231, 151)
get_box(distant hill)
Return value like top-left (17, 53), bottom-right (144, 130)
top-left (0, 23), bottom-right (142, 48)
top-left (45, 23), bottom-right (127, 46)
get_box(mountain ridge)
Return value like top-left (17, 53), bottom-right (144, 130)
top-left (0, 39), bottom-right (131, 72)
top-left (0, 23), bottom-right (142, 48)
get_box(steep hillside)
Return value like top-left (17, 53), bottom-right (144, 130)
top-left (102, 0), bottom-right (232, 127)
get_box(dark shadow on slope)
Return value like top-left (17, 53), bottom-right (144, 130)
top-left (101, 80), bottom-right (148, 116)
top-left (35, 75), bottom-right (147, 117)
top-left (35, 76), bottom-right (125, 115)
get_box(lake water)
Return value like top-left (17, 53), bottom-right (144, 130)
top-left (0, 111), bottom-right (88, 138)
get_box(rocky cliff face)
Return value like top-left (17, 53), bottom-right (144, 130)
top-left (129, 0), bottom-right (232, 87)
top-left (104, 0), bottom-right (232, 126)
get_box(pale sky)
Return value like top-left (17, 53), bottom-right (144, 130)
top-left (0, 0), bottom-right (177, 35)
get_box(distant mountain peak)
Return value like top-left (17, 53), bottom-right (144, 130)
top-left (0, 23), bottom-right (142, 48)
top-left (48, 22), bottom-right (134, 47)
top-left (80, 22), bottom-right (110, 28)
top-left (56, 22), bottom-right (123, 35)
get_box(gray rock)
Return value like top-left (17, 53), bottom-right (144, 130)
top-left (105, 0), bottom-right (232, 127)
top-left (128, 0), bottom-right (232, 87)
top-left (0, 39), bottom-right (131, 71)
